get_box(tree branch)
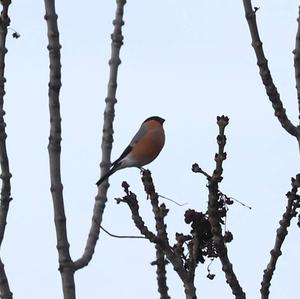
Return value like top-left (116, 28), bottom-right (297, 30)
top-left (294, 6), bottom-right (300, 121)
top-left (0, 258), bottom-right (12, 299)
top-left (242, 0), bottom-right (298, 137)
top-left (44, 1), bottom-right (75, 298)
top-left (154, 244), bottom-right (170, 299)
top-left (207, 116), bottom-right (246, 299)
top-left (141, 170), bottom-right (171, 299)
top-left (0, 1), bottom-right (13, 298)
top-left (73, 0), bottom-right (126, 271)
top-left (260, 174), bottom-right (300, 299)
top-left (118, 178), bottom-right (198, 298)
top-left (117, 183), bottom-right (159, 243)
top-left (141, 171), bottom-right (197, 299)
top-left (0, 0), bottom-right (11, 247)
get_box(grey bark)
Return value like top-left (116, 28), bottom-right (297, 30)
top-left (44, 1), bottom-right (75, 298)
top-left (74, 0), bottom-right (126, 270)
top-left (260, 176), bottom-right (300, 299)
top-left (242, 0), bottom-right (298, 139)
top-left (207, 117), bottom-right (246, 299)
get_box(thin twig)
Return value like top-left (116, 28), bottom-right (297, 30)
top-left (228, 197), bottom-right (252, 210)
top-left (74, 0), bottom-right (126, 271)
top-left (260, 175), bottom-right (300, 299)
top-left (242, 0), bottom-right (298, 137)
top-left (207, 116), bottom-right (246, 299)
top-left (100, 225), bottom-right (146, 239)
top-left (44, 1), bottom-right (75, 298)
top-left (158, 194), bottom-right (188, 206)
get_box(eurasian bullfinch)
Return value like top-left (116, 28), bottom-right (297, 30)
top-left (96, 116), bottom-right (165, 186)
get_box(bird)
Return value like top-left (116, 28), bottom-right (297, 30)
top-left (96, 116), bottom-right (165, 186)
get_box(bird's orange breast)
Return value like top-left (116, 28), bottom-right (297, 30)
top-left (129, 122), bottom-right (165, 167)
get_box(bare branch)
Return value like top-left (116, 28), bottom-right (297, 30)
top-left (260, 174), bottom-right (300, 299)
top-left (154, 244), bottom-right (170, 299)
top-left (74, 0), bottom-right (126, 271)
top-left (141, 170), bottom-right (197, 299)
top-left (207, 116), bottom-right (246, 299)
top-left (122, 177), bottom-right (218, 298)
top-left (294, 6), bottom-right (300, 121)
top-left (142, 170), bottom-right (170, 247)
top-left (141, 170), bottom-right (171, 299)
top-left (0, 1), bottom-right (13, 298)
top-left (118, 184), bottom-right (159, 243)
top-left (44, 1), bottom-right (75, 298)
top-left (0, 0), bottom-right (11, 251)
top-left (119, 177), bottom-right (197, 298)
top-left (242, 0), bottom-right (298, 137)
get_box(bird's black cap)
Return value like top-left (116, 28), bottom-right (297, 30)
top-left (143, 116), bottom-right (165, 125)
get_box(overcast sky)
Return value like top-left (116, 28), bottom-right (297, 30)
top-left (2, 1), bottom-right (300, 298)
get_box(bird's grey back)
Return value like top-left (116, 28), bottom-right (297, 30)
top-left (129, 123), bottom-right (148, 147)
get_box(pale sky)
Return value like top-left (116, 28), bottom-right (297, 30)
top-left (2, 1), bottom-right (300, 298)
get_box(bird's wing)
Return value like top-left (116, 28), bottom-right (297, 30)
top-left (128, 123), bottom-right (147, 146)
top-left (111, 145), bottom-right (132, 166)
top-left (111, 123), bottom-right (147, 166)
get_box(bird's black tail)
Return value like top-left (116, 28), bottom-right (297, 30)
top-left (96, 163), bottom-right (119, 186)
